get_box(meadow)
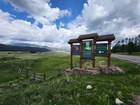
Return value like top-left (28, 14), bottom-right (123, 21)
top-left (0, 51), bottom-right (140, 105)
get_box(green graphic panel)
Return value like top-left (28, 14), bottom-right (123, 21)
top-left (96, 43), bottom-right (108, 56)
top-left (96, 50), bottom-right (108, 55)
top-left (82, 41), bottom-right (92, 58)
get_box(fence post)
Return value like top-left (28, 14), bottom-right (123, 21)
top-left (44, 74), bottom-right (46, 81)
top-left (26, 69), bottom-right (28, 77)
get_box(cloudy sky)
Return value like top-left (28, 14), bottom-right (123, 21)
top-left (0, 0), bottom-right (140, 49)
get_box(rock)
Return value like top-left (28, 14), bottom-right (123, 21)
top-left (86, 85), bottom-right (92, 90)
top-left (12, 83), bottom-right (17, 87)
top-left (133, 94), bottom-right (140, 105)
top-left (115, 98), bottom-right (124, 105)
top-left (65, 66), bottom-right (124, 75)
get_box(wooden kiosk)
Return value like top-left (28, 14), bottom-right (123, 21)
top-left (68, 33), bottom-right (115, 69)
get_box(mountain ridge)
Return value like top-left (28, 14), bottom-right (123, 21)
top-left (0, 43), bottom-right (50, 52)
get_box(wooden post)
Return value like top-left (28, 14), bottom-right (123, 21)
top-left (44, 74), bottom-right (46, 81)
top-left (26, 69), bottom-right (28, 77)
top-left (92, 39), bottom-right (94, 67)
top-left (70, 44), bottom-right (73, 69)
top-left (80, 40), bottom-right (82, 68)
top-left (34, 73), bottom-right (36, 80)
top-left (93, 39), bottom-right (96, 67)
top-left (108, 41), bottom-right (111, 67)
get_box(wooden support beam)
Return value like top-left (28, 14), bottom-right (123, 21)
top-left (108, 41), bottom-right (111, 67)
top-left (93, 39), bottom-right (96, 67)
top-left (70, 44), bottom-right (73, 69)
top-left (80, 41), bottom-right (82, 68)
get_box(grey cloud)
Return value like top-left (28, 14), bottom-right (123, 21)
top-left (77, 0), bottom-right (140, 40)
top-left (7, 0), bottom-right (46, 15)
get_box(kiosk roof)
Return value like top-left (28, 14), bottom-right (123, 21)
top-left (68, 33), bottom-right (115, 44)
top-left (78, 33), bottom-right (98, 40)
top-left (97, 34), bottom-right (115, 41)
top-left (68, 38), bottom-right (79, 44)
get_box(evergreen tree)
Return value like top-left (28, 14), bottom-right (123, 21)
top-left (127, 42), bottom-right (135, 55)
top-left (128, 38), bottom-right (131, 43)
top-left (121, 39), bottom-right (124, 45)
top-left (125, 38), bottom-right (128, 45)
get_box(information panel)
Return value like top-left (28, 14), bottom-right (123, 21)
top-left (72, 45), bottom-right (80, 55)
top-left (96, 43), bottom-right (108, 56)
top-left (82, 41), bottom-right (92, 58)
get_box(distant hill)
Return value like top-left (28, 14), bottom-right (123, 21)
top-left (0, 44), bottom-right (50, 52)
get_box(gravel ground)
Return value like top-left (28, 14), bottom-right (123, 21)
top-left (111, 54), bottom-right (140, 64)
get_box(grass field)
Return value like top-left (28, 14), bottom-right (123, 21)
top-left (0, 51), bottom-right (140, 105)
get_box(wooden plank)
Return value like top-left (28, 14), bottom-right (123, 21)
top-left (35, 73), bottom-right (43, 76)
top-left (28, 73), bottom-right (34, 77)
top-left (29, 76), bottom-right (34, 79)
top-left (35, 75), bottom-right (43, 78)
top-left (35, 77), bottom-right (43, 80)
top-left (35, 78), bottom-right (43, 81)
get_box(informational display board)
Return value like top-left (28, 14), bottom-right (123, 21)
top-left (72, 45), bottom-right (80, 55)
top-left (96, 43), bottom-right (108, 56)
top-left (82, 41), bottom-right (92, 58)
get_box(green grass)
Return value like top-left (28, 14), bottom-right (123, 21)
top-left (31, 56), bottom-right (69, 75)
top-left (0, 70), bottom-right (22, 83)
top-left (0, 51), bottom-right (140, 105)
top-left (0, 51), bottom-right (70, 76)
top-left (0, 51), bottom-right (51, 60)
top-left (115, 52), bottom-right (140, 56)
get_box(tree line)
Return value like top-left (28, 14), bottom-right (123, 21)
top-left (112, 34), bottom-right (140, 54)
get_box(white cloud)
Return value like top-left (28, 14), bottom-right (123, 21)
top-left (67, 0), bottom-right (109, 28)
top-left (0, 9), bottom-right (72, 49)
top-left (67, 0), bottom-right (140, 41)
top-left (0, 10), bottom-right (41, 40)
top-left (120, 26), bottom-right (140, 38)
top-left (6, 0), bottom-right (70, 25)
top-left (82, 0), bottom-right (109, 21)
top-left (27, 15), bottom-right (32, 19)
top-left (59, 22), bottom-right (65, 28)
top-left (1, 0), bottom-right (140, 50)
